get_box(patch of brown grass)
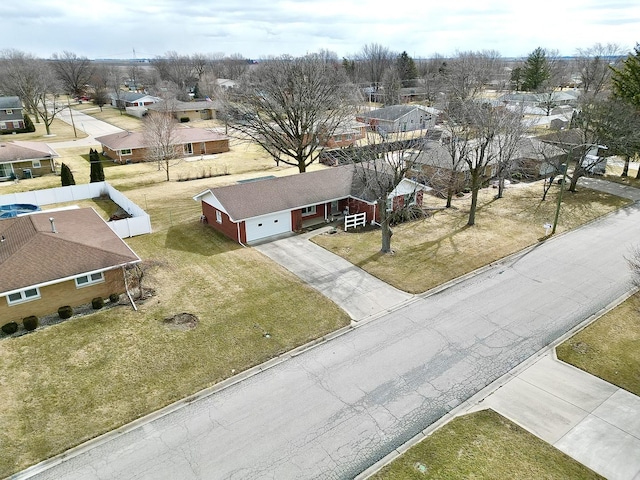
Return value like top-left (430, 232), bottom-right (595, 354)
top-left (313, 183), bottom-right (631, 293)
top-left (371, 409), bottom-right (603, 480)
top-left (556, 292), bottom-right (640, 396)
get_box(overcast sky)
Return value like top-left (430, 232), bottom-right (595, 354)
top-left (6, 0), bottom-right (639, 60)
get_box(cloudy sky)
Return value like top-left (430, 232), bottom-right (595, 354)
top-left (6, 0), bottom-right (639, 59)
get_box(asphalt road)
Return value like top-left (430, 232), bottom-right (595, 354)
top-left (25, 202), bottom-right (640, 480)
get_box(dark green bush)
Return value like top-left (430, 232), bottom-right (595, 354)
top-left (58, 306), bottom-right (73, 319)
top-left (23, 316), bottom-right (38, 331)
top-left (109, 293), bottom-right (120, 303)
top-left (180, 117), bottom-right (190, 123)
top-left (92, 297), bottom-right (104, 310)
top-left (1, 322), bottom-right (18, 334)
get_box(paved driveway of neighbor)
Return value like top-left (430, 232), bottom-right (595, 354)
top-left (254, 231), bottom-right (413, 321)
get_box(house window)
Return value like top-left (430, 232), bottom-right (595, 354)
top-left (301, 205), bottom-right (317, 217)
top-left (386, 198), bottom-right (393, 212)
top-left (32, 160), bottom-right (41, 169)
top-left (0, 123), bottom-right (6, 130)
top-left (120, 148), bottom-right (132, 156)
top-left (0, 163), bottom-right (12, 178)
top-left (75, 272), bottom-right (105, 288)
top-left (216, 211), bottom-right (222, 224)
top-left (6, 109), bottom-right (13, 115)
top-left (184, 143), bottom-right (193, 155)
top-left (7, 287), bottom-right (40, 306)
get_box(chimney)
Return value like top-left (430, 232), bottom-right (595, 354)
top-left (49, 217), bottom-right (57, 233)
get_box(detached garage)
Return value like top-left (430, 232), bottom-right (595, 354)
top-left (193, 165), bottom-right (429, 245)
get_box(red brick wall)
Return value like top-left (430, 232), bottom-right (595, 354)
top-left (202, 201), bottom-right (240, 242)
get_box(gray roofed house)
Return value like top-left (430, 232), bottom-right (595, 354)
top-left (0, 96), bottom-right (25, 133)
top-left (357, 105), bottom-right (439, 133)
top-left (194, 165), bottom-right (430, 244)
top-left (147, 99), bottom-right (221, 121)
top-left (110, 92), bottom-right (161, 108)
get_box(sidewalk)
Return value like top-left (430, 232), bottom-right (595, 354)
top-left (468, 352), bottom-right (640, 480)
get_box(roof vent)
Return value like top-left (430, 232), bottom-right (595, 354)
top-left (49, 217), bottom-right (57, 233)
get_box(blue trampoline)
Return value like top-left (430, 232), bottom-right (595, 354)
top-left (0, 204), bottom-right (41, 219)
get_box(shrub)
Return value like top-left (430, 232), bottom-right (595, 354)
top-left (23, 316), bottom-right (38, 331)
top-left (109, 293), bottom-right (120, 303)
top-left (92, 297), bottom-right (104, 310)
top-left (58, 306), bottom-right (73, 319)
top-left (1, 322), bottom-right (18, 334)
top-left (180, 117), bottom-right (190, 123)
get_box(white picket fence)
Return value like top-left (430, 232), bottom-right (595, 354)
top-left (344, 212), bottom-right (367, 231)
top-left (0, 181), bottom-right (151, 238)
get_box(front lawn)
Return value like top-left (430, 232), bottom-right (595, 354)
top-left (313, 183), bottom-right (631, 293)
top-left (0, 220), bottom-right (350, 477)
top-left (371, 410), bottom-right (603, 479)
top-left (0, 117), bottom-right (87, 143)
top-left (556, 291), bottom-right (640, 396)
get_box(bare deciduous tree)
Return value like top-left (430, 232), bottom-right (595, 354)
top-left (442, 50), bottom-right (504, 100)
top-left (50, 51), bottom-right (94, 97)
top-left (143, 107), bottom-right (182, 181)
top-left (575, 43), bottom-right (625, 96)
top-left (358, 43), bottom-right (396, 88)
top-left (225, 53), bottom-right (362, 173)
top-left (627, 245), bottom-right (640, 288)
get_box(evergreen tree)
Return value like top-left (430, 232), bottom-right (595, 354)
top-left (521, 47), bottom-right (550, 91)
top-left (89, 149), bottom-right (105, 183)
top-left (396, 51), bottom-right (418, 86)
top-left (611, 44), bottom-right (640, 108)
top-left (60, 162), bottom-right (76, 186)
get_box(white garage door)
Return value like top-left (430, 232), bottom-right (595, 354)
top-left (245, 211), bottom-right (292, 242)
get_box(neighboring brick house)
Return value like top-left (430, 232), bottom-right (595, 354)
top-left (319, 121), bottom-right (368, 149)
top-left (193, 165), bottom-right (429, 244)
top-left (0, 96), bottom-right (25, 132)
top-left (357, 105), bottom-right (439, 134)
top-left (0, 208), bottom-right (140, 322)
top-left (0, 141), bottom-right (59, 180)
top-left (95, 127), bottom-right (230, 164)
top-left (146, 100), bottom-right (220, 121)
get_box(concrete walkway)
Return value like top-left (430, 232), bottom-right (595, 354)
top-left (468, 352), bottom-right (640, 480)
top-left (254, 229), bottom-right (413, 321)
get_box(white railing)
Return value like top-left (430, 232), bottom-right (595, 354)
top-left (344, 212), bottom-right (366, 231)
top-left (0, 182), bottom-right (151, 238)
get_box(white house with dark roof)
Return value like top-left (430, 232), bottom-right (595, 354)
top-left (110, 92), bottom-right (161, 109)
top-left (0, 208), bottom-right (140, 322)
top-left (193, 165), bottom-right (429, 244)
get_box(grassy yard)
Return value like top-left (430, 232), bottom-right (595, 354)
top-left (371, 409), bottom-right (603, 480)
top-left (313, 183), bottom-right (631, 293)
top-left (0, 117), bottom-right (88, 143)
top-left (0, 218), bottom-right (350, 477)
top-left (556, 292), bottom-right (640, 396)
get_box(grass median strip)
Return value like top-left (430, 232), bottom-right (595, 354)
top-left (313, 183), bottom-right (631, 293)
top-left (556, 291), bottom-right (640, 396)
top-left (371, 409), bottom-right (603, 480)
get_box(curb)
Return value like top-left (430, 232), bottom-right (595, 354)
top-left (354, 287), bottom-right (639, 480)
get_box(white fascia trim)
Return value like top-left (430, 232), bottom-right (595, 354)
top-left (0, 262), bottom-right (140, 298)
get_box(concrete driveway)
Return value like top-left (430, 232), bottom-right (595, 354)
top-left (254, 231), bottom-right (413, 321)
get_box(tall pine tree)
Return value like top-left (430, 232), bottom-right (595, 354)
top-left (611, 44), bottom-right (640, 109)
top-left (521, 47), bottom-right (550, 91)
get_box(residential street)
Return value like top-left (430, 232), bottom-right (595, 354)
top-left (19, 191), bottom-right (640, 479)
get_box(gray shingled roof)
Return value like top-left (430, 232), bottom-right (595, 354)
top-left (360, 105), bottom-right (434, 122)
top-left (0, 208), bottom-right (140, 294)
top-left (0, 96), bottom-right (22, 109)
top-left (196, 165), bottom-right (397, 221)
